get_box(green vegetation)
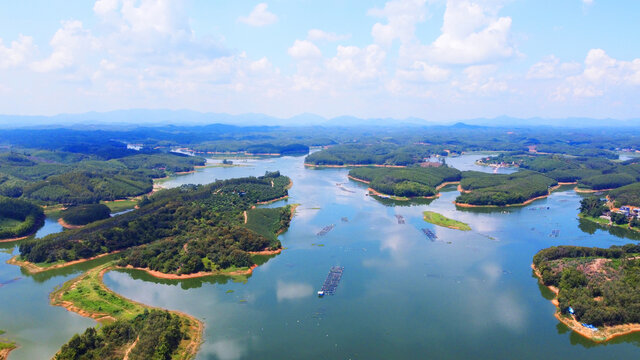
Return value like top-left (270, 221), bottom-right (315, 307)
top-left (579, 197), bottom-right (607, 218)
top-left (52, 265), bottom-right (200, 360)
top-left (102, 199), bottom-right (138, 213)
top-left (19, 172), bottom-right (293, 275)
top-left (244, 205), bottom-right (295, 244)
top-left (533, 244), bottom-right (640, 327)
top-left (456, 170), bottom-right (557, 206)
top-left (0, 197), bottom-right (45, 239)
top-left (609, 182), bottom-right (640, 207)
top-left (422, 211), bottom-right (471, 231)
top-left (62, 204), bottom-right (111, 226)
top-left (0, 150), bottom-right (206, 205)
top-left (349, 166), bottom-right (461, 197)
top-left (306, 144), bottom-right (433, 166)
top-left (481, 152), bottom-right (640, 189)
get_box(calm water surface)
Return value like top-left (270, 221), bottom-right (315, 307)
top-left (2, 154), bottom-right (640, 359)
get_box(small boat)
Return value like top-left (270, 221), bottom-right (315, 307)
top-left (317, 291), bottom-right (325, 297)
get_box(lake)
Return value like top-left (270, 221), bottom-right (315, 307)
top-left (2, 154), bottom-right (640, 359)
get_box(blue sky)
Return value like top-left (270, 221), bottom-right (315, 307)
top-left (0, 0), bottom-right (639, 121)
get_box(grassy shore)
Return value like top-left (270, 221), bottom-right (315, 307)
top-left (0, 330), bottom-right (16, 360)
top-left (51, 263), bottom-right (203, 359)
top-left (423, 211), bottom-right (471, 231)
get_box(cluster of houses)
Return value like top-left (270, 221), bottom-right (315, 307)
top-left (618, 206), bottom-right (640, 218)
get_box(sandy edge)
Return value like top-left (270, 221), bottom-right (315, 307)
top-left (0, 346), bottom-right (16, 360)
top-left (7, 251), bottom-right (120, 274)
top-left (51, 265), bottom-right (204, 359)
top-left (348, 175), bottom-right (441, 200)
top-left (531, 263), bottom-right (640, 342)
top-left (118, 264), bottom-right (260, 279)
top-left (305, 163), bottom-right (406, 168)
top-left (57, 218), bottom-right (85, 229)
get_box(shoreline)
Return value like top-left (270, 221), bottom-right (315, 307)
top-left (367, 187), bottom-right (439, 201)
top-left (0, 346), bottom-right (16, 360)
top-left (0, 235), bottom-right (30, 243)
top-left (305, 163), bottom-right (406, 168)
top-left (57, 218), bottom-right (84, 229)
top-left (574, 186), bottom-right (616, 193)
top-left (7, 251), bottom-right (120, 274)
top-left (119, 264), bottom-right (260, 279)
top-left (531, 263), bottom-right (640, 342)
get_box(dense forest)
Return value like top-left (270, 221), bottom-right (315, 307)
top-left (456, 170), bottom-right (557, 206)
top-left (608, 182), bottom-right (640, 207)
top-left (480, 152), bottom-right (640, 190)
top-left (19, 172), bottom-right (292, 274)
top-left (55, 310), bottom-right (188, 360)
top-left (349, 166), bottom-right (461, 197)
top-left (61, 204), bottom-right (112, 226)
top-left (305, 144), bottom-right (434, 166)
top-left (0, 197), bottom-right (45, 239)
top-left (533, 244), bottom-right (640, 327)
top-left (0, 150), bottom-right (205, 204)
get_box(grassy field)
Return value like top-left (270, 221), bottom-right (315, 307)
top-left (52, 263), bottom-right (145, 322)
top-left (0, 330), bottom-right (16, 353)
top-left (101, 199), bottom-right (138, 213)
top-left (423, 211), bottom-right (471, 231)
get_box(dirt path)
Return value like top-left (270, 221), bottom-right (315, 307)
top-left (123, 336), bottom-right (139, 360)
top-left (243, 211), bottom-right (248, 224)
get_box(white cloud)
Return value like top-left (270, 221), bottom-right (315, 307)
top-left (583, 0), bottom-right (594, 5)
top-left (238, 3), bottom-right (278, 27)
top-left (93, 0), bottom-right (119, 16)
top-left (368, 0), bottom-right (427, 46)
top-left (288, 40), bottom-right (321, 59)
top-left (396, 61), bottom-right (450, 83)
top-left (527, 55), bottom-right (581, 79)
top-left (555, 49), bottom-right (640, 99)
top-left (307, 29), bottom-right (350, 42)
top-left (0, 35), bottom-right (35, 69)
top-left (326, 44), bottom-right (387, 83)
top-left (31, 20), bottom-right (98, 72)
top-left (457, 64), bottom-right (508, 94)
top-left (425, 0), bottom-right (516, 65)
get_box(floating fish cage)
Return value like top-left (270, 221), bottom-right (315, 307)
top-left (319, 266), bottom-right (344, 296)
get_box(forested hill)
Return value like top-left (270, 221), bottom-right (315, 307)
top-left (0, 151), bottom-right (205, 204)
top-left (349, 166), bottom-right (461, 197)
top-left (456, 170), bottom-right (558, 206)
top-left (479, 152), bottom-right (640, 190)
top-left (19, 172), bottom-right (293, 274)
top-left (534, 244), bottom-right (640, 327)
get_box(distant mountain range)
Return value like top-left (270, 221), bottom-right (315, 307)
top-left (0, 109), bottom-right (637, 129)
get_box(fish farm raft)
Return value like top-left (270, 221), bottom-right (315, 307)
top-left (318, 266), bottom-right (344, 297)
top-left (395, 215), bottom-right (405, 224)
top-left (422, 228), bottom-right (438, 241)
top-left (317, 224), bottom-right (336, 236)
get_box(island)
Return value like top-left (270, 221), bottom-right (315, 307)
top-left (533, 244), bottom-right (640, 341)
top-left (60, 204), bottom-right (111, 228)
top-left (422, 211), bottom-right (471, 231)
top-left (348, 166), bottom-right (461, 200)
top-left (455, 170), bottom-right (558, 207)
top-left (0, 197), bottom-right (44, 241)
